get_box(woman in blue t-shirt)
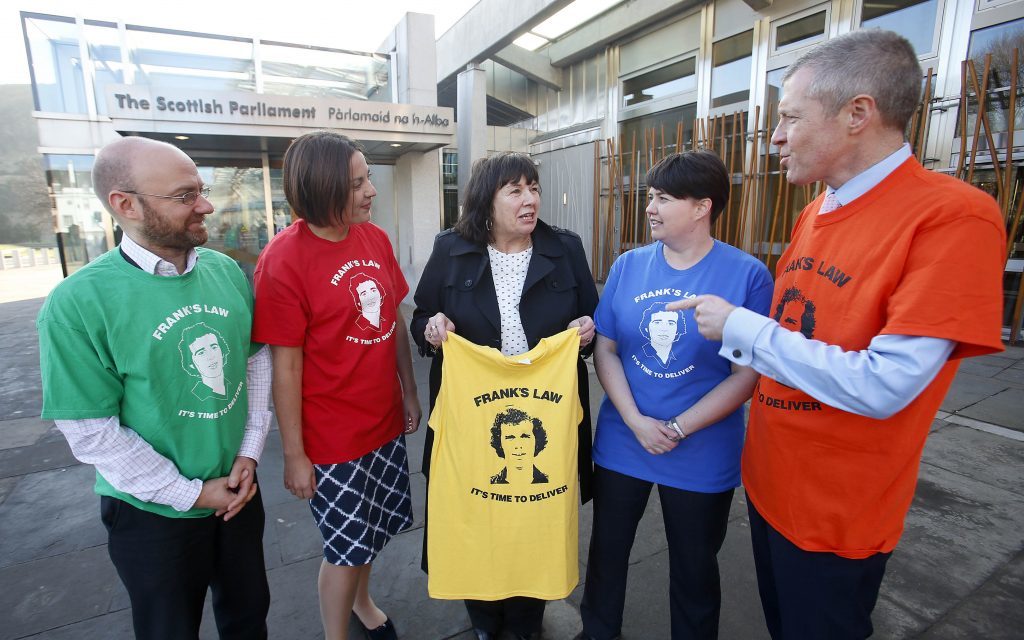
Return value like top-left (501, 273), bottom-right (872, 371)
top-left (577, 151), bottom-right (773, 640)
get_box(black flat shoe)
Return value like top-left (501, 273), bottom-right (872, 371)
top-left (473, 628), bottom-right (496, 640)
top-left (353, 615), bottom-right (398, 640)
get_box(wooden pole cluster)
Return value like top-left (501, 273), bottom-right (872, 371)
top-left (953, 51), bottom-right (1024, 343)
top-left (591, 49), bottom-right (1021, 344)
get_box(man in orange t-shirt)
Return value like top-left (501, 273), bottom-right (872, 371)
top-left (670, 30), bottom-right (1005, 639)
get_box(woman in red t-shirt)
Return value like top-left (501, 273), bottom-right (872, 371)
top-left (253, 132), bottom-right (420, 640)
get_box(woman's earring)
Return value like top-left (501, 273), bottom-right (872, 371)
top-left (486, 219), bottom-right (493, 231)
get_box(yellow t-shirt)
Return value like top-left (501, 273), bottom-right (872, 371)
top-left (427, 329), bottom-right (583, 600)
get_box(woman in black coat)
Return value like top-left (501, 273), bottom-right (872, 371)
top-left (410, 152), bottom-right (599, 640)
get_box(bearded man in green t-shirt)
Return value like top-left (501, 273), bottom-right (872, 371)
top-left (37, 136), bottom-right (271, 639)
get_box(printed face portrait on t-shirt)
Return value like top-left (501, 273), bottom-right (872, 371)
top-left (773, 286), bottom-right (816, 339)
top-left (178, 322), bottom-right (231, 399)
top-left (489, 406), bottom-right (549, 485)
top-left (639, 302), bottom-right (685, 368)
top-left (348, 272), bottom-right (386, 330)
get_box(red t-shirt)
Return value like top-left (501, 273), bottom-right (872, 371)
top-left (742, 158), bottom-right (1006, 558)
top-left (253, 221), bottom-right (409, 463)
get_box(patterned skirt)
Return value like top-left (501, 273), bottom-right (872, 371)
top-left (310, 435), bottom-right (413, 566)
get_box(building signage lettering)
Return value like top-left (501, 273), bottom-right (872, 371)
top-left (105, 85), bottom-right (454, 134)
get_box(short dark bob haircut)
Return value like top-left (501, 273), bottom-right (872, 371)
top-left (645, 150), bottom-right (730, 226)
top-left (454, 152), bottom-right (540, 245)
top-left (282, 131), bottom-right (365, 228)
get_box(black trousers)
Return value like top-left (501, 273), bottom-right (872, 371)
top-left (101, 489), bottom-right (270, 640)
top-left (580, 465), bottom-right (734, 640)
top-left (465, 597), bottom-right (546, 635)
top-left (747, 498), bottom-right (890, 640)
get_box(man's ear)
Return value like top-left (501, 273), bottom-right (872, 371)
top-left (109, 191), bottom-right (142, 221)
top-left (846, 94), bottom-right (877, 134)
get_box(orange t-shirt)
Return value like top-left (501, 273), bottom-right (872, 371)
top-left (742, 157), bottom-right (1005, 558)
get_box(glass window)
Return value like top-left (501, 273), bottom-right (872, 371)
top-left (860, 0), bottom-right (938, 55)
top-left (775, 11), bottom-right (826, 51)
top-left (622, 57), bottom-right (696, 107)
top-left (963, 19), bottom-right (1024, 137)
top-left (44, 154), bottom-right (109, 271)
top-left (259, 42), bottom-right (390, 102)
top-left (442, 151), bottom-right (459, 229)
top-left (711, 30), bottom-right (753, 108)
top-left (199, 162), bottom-right (267, 282)
top-left (765, 67), bottom-right (787, 139)
top-left (24, 15), bottom-right (87, 113)
top-left (127, 27), bottom-right (255, 92)
top-left (84, 21), bottom-right (123, 115)
top-left (268, 158), bottom-right (294, 235)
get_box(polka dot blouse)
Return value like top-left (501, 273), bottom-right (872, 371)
top-left (487, 244), bottom-right (533, 356)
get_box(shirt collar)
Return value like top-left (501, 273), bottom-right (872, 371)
top-left (828, 143), bottom-right (912, 208)
top-left (120, 233), bottom-right (199, 276)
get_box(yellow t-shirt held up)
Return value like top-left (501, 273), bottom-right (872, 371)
top-left (427, 329), bottom-right (583, 600)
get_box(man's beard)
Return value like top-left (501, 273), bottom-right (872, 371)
top-left (139, 198), bottom-right (208, 250)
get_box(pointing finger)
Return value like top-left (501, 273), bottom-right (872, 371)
top-left (665, 297), bottom-right (702, 312)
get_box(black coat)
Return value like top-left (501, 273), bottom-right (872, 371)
top-left (410, 220), bottom-right (599, 505)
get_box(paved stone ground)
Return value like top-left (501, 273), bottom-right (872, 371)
top-left (2, 293), bottom-right (1022, 639)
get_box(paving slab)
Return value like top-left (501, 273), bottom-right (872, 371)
top-left (0, 438), bottom-right (79, 479)
top-left (922, 422), bottom-right (1024, 495)
top-left (871, 462), bottom-right (1024, 638)
top-left (0, 417), bottom-right (53, 451)
top-left (0, 465), bottom-right (106, 569)
top-left (0, 544), bottom-right (122, 639)
top-left (0, 299), bottom-right (45, 421)
top-left (918, 550), bottom-right (1024, 640)
top-left (955, 359), bottom-right (1009, 379)
top-left (940, 372), bottom-right (1006, 413)
top-left (959, 387), bottom-right (1024, 432)
top-left (993, 365), bottom-right (1024, 386)
top-left (0, 475), bottom-right (17, 505)
top-left (18, 608), bottom-right (134, 640)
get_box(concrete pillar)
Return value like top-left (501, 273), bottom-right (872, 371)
top-left (395, 151), bottom-right (442, 301)
top-left (384, 12), bottom-right (444, 301)
top-left (457, 63), bottom-right (488, 200)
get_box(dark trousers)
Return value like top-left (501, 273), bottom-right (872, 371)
top-left (747, 498), bottom-right (890, 640)
top-left (465, 597), bottom-right (546, 635)
top-left (101, 489), bottom-right (270, 640)
top-left (580, 465), bottom-right (734, 640)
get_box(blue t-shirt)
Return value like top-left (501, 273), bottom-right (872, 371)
top-left (593, 240), bottom-right (773, 492)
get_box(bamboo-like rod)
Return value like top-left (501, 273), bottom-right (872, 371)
top-left (916, 70), bottom-right (933, 161)
top-left (1011, 266), bottom-right (1024, 345)
top-left (726, 111), bottom-right (740, 246)
top-left (1006, 177), bottom-right (1024, 260)
top-left (908, 106), bottom-right (921, 155)
top-left (759, 109), bottom-right (775, 263)
top-left (955, 60), bottom-right (970, 181)
top-left (591, 140), bottom-right (601, 280)
top-left (1003, 49), bottom-right (1018, 220)
top-left (630, 130), bottom-right (640, 248)
top-left (743, 106), bottom-right (761, 260)
top-left (966, 57), bottom-right (1001, 192)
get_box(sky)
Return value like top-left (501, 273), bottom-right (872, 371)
top-left (1, 0), bottom-right (481, 85)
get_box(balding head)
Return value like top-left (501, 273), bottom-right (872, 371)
top-left (92, 137), bottom-right (194, 218)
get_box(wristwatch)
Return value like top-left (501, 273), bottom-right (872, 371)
top-left (666, 417), bottom-right (686, 440)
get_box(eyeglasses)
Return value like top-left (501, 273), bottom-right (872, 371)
top-left (122, 185), bottom-right (211, 206)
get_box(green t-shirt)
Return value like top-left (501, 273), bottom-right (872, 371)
top-left (37, 248), bottom-right (257, 518)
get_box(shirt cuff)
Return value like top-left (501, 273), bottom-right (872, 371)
top-left (720, 306), bottom-right (774, 366)
top-left (154, 476), bottom-right (204, 512)
top-left (238, 410), bottom-right (273, 462)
